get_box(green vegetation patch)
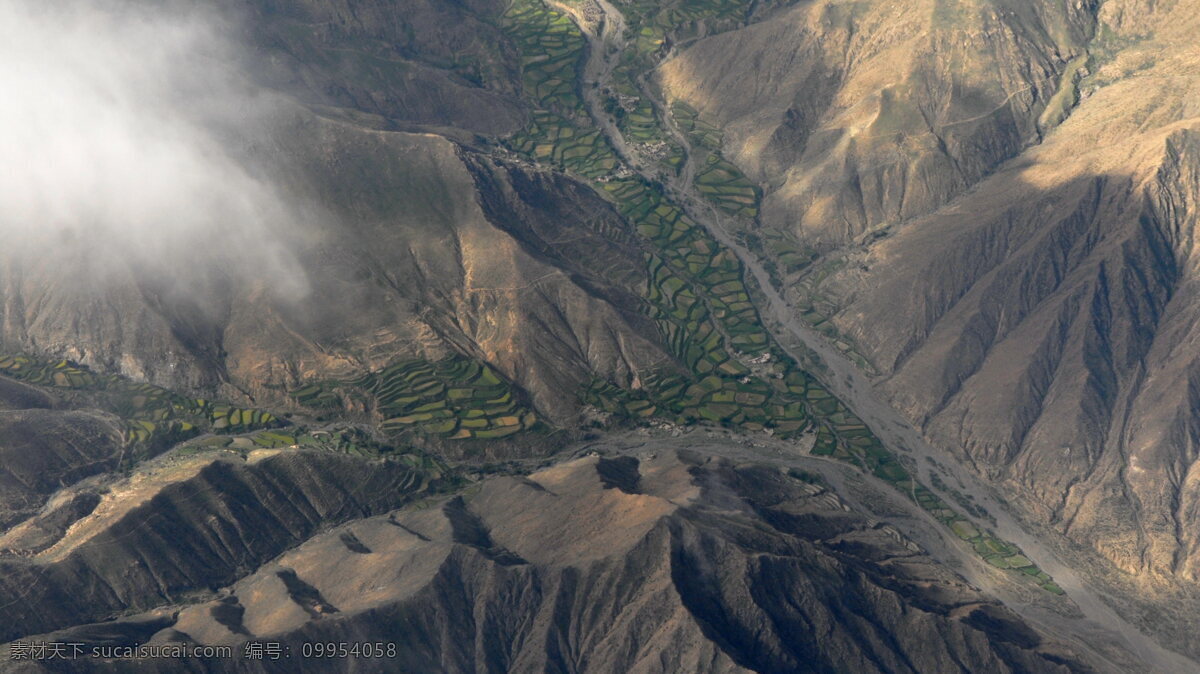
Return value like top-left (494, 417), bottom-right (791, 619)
top-left (498, 0), bottom-right (1061, 598)
top-left (671, 101), bottom-right (723, 151)
top-left (620, 0), bottom-right (754, 57)
top-left (503, 0), bottom-right (587, 112)
top-left (789, 255), bottom-right (878, 375)
top-left (0, 354), bottom-right (278, 450)
top-left (178, 427), bottom-right (462, 496)
top-left (508, 110), bottom-right (619, 179)
top-left (293, 356), bottom-right (539, 441)
top-left (695, 156), bottom-right (760, 217)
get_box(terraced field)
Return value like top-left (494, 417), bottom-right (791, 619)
top-left (503, 0), bottom-right (681, 181)
top-left (620, 0), bottom-right (754, 57)
top-left (736, 230), bottom-right (820, 289)
top-left (504, 5), bottom-right (776, 406)
top-left (502, 0), bottom-right (627, 180)
top-left (930, 470), bottom-right (996, 524)
top-left (579, 176), bottom-right (826, 438)
top-left (604, 180), bottom-right (767, 341)
top-left (671, 102), bottom-right (722, 150)
top-left (501, 0), bottom-right (1064, 595)
top-left (503, 0), bottom-right (587, 112)
top-left (599, 56), bottom-right (686, 172)
top-left (178, 428), bottom-right (461, 495)
top-left (695, 155), bottom-right (760, 216)
top-left (670, 103), bottom-right (760, 216)
top-left (0, 354), bottom-right (278, 449)
top-left (615, 98), bottom-right (659, 144)
top-left (501, 8), bottom-right (877, 453)
top-left (507, 110), bottom-right (618, 178)
top-left (607, 164), bottom-right (1060, 591)
top-left (789, 256), bottom-right (878, 374)
top-left (295, 356), bottom-right (538, 441)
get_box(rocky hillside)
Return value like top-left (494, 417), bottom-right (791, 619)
top-left (830, 1), bottom-right (1200, 582)
top-left (5, 0), bottom-right (1200, 669)
top-left (0, 101), bottom-right (671, 426)
top-left (220, 0), bottom-right (529, 135)
top-left (658, 0), bottom-right (1200, 656)
top-left (659, 0), bottom-right (1096, 244)
top-left (2, 450), bottom-right (1095, 673)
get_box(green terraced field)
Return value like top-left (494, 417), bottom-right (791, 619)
top-left (508, 110), bottom-right (619, 178)
top-left (669, 102), bottom-right (760, 216)
top-left (930, 471), bottom-right (996, 524)
top-left (621, 106), bottom-right (661, 143)
top-left (497, 0), bottom-right (1062, 597)
top-left (695, 155), bottom-right (760, 217)
top-left (0, 354), bottom-right (278, 449)
top-left (790, 256), bottom-right (878, 375)
top-left (180, 428), bottom-right (461, 495)
top-left (606, 62), bottom-right (687, 174)
top-left (737, 230), bottom-right (821, 290)
top-left (583, 378), bottom-right (660, 420)
top-left (671, 101), bottom-right (723, 150)
top-left (503, 1), bottom-right (692, 181)
top-left (290, 382), bottom-right (342, 409)
top-left (585, 153), bottom-right (1061, 595)
top-left (582, 174), bottom-right (824, 438)
top-left (601, 179), bottom-right (770, 355)
top-left (810, 407), bottom-right (1064, 595)
top-left (294, 356), bottom-right (538, 441)
top-left (501, 1), bottom-right (620, 176)
top-left (621, 0), bottom-right (753, 56)
top-left (503, 0), bottom-right (587, 112)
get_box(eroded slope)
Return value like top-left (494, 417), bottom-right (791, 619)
top-left (0, 104), bottom-right (672, 427)
top-left (659, 0), bottom-right (1095, 244)
top-left (5, 451), bottom-right (1094, 673)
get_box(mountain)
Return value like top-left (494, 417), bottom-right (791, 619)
top-left (3, 0), bottom-right (1200, 670)
top-left (657, 0), bottom-right (1200, 660)
top-left (0, 103), bottom-right (670, 427)
top-left (221, 0), bottom-right (529, 135)
top-left (2, 448), bottom-right (1096, 673)
top-left (658, 0), bottom-right (1095, 244)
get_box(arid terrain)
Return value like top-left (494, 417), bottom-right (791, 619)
top-left (2, 0), bottom-right (1200, 671)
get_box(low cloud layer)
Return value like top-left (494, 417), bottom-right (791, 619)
top-left (0, 1), bottom-right (307, 295)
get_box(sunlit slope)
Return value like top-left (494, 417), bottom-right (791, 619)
top-left (729, 0), bottom-right (1200, 652)
top-left (822, 0), bottom-right (1200, 575)
top-left (649, 0), bottom-right (1200, 654)
top-left (659, 0), bottom-right (1095, 243)
top-left (4, 451), bottom-right (1093, 673)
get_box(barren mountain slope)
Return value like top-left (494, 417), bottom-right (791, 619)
top-left (819, 0), bottom-right (1200, 570)
top-left (0, 101), bottom-right (671, 424)
top-left (658, 0), bottom-right (1096, 244)
top-left (219, 0), bottom-right (529, 135)
top-left (3, 450), bottom-right (1095, 673)
top-left (770, 0), bottom-right (1200, 649)
top-left (4, 0), bottom-right (1198, 669)
top-left (651, 0), bottom-right (1200, 655)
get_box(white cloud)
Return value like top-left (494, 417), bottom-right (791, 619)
top-left (0, 0), bottom-right (307, 296)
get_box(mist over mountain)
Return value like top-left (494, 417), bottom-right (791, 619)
top-left (1, 0), bottom-right (1199, 672)
top-left (0, 0), bottom-right (307, 294)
